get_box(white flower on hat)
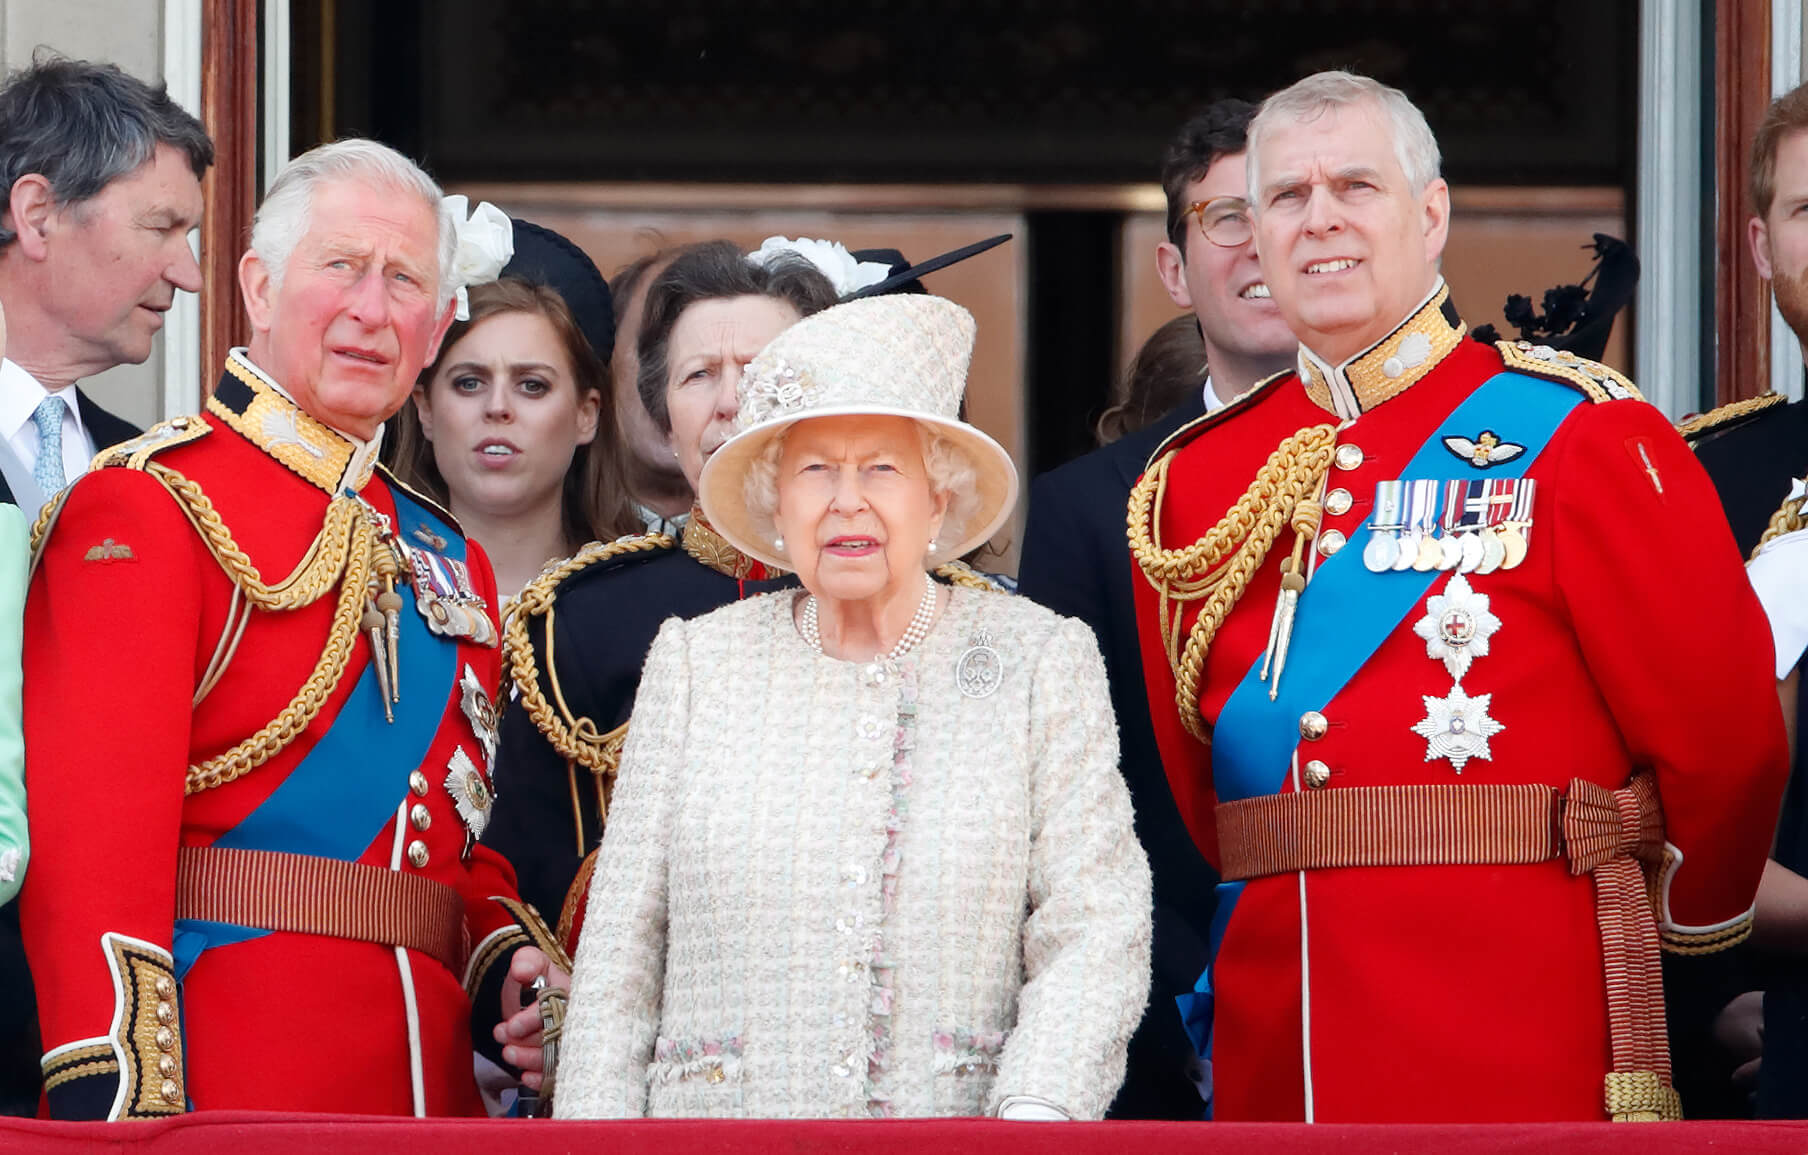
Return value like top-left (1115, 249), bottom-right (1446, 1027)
top-left (748, 236), bottom-right (891, 297)
top-left (738, 358), bottom-right (822, 430)
top-left (442, 195), bottom-right (515, 320)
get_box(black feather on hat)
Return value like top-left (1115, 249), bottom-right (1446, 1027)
top-left (501, 219), bottom-right (616, 361)
top-left (846, 235), bottom-right (1012, 299)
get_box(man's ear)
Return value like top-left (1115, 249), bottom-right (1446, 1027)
top-left (1752, 215), bottom-right (1775, 281)
top-left (1420, 177), bottom-right (1452, 266)
top-left (8, 175), bottom-right (57, 262)
top-left (239, 250), bottom-right (276, 335)
top-left (1156, 240), bottom-right (1194, 310)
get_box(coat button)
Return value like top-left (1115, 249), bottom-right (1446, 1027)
top-left (409, 771), bottom-right (430, 797)
top-left (407, 840), bottom-right (429, 868)
top-left (159, 1054), bottom-right (178, 1078)
top-left (155, 1027), bottom-right (176, 1052)
top-left (1334, 444), bottom-right (1364, 471)
top-left (155, 1001), bottom-right (176, 1026)
top-left (1316, 530), bottom-right (1346, 557)
top-left (410, 804), bottom-right (432, 831)
top-left (1302, 760), bottom-right (1332, 789)
top-left (160, 1079), bottom-right (182, 1105)
top-left (1299, 711), bottom-right (1329, 741)
top-left (1324, 488), bottom-right (1353, 516)
top-left (155, 976), bottom-right (176, 1000)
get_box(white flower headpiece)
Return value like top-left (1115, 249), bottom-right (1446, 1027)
top-left (442, 195), bottom-right (515, 320)
top-left (747, 236), bottom-right (891, 298)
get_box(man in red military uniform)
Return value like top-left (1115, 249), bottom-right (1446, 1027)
top-left (1129, 71), bottom-right (1789, 1123)
top-left (20, 139), bottom-right (565, 1120)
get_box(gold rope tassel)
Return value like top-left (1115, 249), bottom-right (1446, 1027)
top-left (1129, 425), bottom-right (1338, 741)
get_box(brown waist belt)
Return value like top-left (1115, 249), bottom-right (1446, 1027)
top-left (1215, 775), bottom-right (1679, 1123)
top-left (175, 846), bottom-right (467, 975)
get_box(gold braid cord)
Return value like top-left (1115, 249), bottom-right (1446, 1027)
top-left (1128, 424), bottom-right (1338, 741)
top-left (504, 535), bottom-right (675, 770)
top-left (137, 462), bottom-right (387, 795)
top-left (933, 559), bottom-right (1005, 591)
top-left (1752, 478), bottom-right (1808, 561)
top-left (1675, 391), bottom-right (1786, 444)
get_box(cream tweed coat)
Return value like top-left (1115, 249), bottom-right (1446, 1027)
top-left (555, 586), bottom-right (1152, 1119)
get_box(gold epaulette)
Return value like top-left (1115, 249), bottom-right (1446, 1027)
top-left (92, 414), bottom-right (212, 472)
top-left (30, 415), bottom-right (214, 559)
top-left (1496, 340), bottom-right (1643, 404)
top-left (933, 559), bottom-right (1008, 592)
top-left (504, 533), bottom-right (676, 772)
top-left (1676, 392), bottom-right (1788, 446)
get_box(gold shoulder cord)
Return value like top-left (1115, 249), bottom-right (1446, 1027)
top-left (146, 461), bottom-right (382, 794)
top-left (505, 535), bottom-right (675, 854)
top-left (933, 559), bottom-right (1003, 591)
top-left (1128, 424), bottom-right (1338, 741)
top-left (1753, 479), bottom-right (1808, 560)
top-left (32, 420), bottom-right (388, 795)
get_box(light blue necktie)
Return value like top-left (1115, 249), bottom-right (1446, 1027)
top-left (31, 395), bottom-right (67, 497)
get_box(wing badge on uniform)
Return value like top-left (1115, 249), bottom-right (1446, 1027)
top-left (82, 537), bottom-right (136, 563)
top-left (1443, 431), bottom-right (1526, 469)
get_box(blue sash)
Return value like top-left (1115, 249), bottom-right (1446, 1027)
top-left (1176, 371), bottom-right (1584, 1066)
top-left (173, 489), bottom-right (465, 976)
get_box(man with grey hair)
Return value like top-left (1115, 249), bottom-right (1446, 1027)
top-left (19, 137), bottom-right (566, 1120)
top-left (0, 52), bottom-right (211, 1118)
top-left (0, 53), bottom-right (211, 511)
top-left (1129, 70), bottom-right (1785, 1122)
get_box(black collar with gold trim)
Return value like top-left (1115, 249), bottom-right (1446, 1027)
top-left (206, 353), bottom-right (381, 494)
top-left (682, 507), bottom-right (784, 580)
top-left (1296, 281), bottom-right (1467, 420)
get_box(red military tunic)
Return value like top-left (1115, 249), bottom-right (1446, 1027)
top-left (21, 354), bottom-right (554, 1119)
top-left (1129, 286), bottom-right (1788, 1122)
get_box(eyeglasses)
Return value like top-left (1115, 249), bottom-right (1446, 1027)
top-left (1182, 197), bottom-right (1254, 248)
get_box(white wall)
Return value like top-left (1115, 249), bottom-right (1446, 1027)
top-left (0, 0), bottom-right (171, 428)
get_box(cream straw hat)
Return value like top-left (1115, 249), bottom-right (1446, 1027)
top-left (697, 294), bottom-right (1018, 573)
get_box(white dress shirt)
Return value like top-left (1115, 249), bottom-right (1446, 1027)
top-left (0, 359), bottom-right (95, 486)
top-left (1202, 375), bottom-right (1228, 416)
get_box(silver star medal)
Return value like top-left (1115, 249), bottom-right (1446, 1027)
top-left (444, 745), bottom-right (494, 844)
top-left (1411, 685), bottom-right (1505, 772)
top-left (458, 664), bottom-right (499, 768)
top-left (956, 628), bottom-right (1003, 699)
top-left (1409, 573), bottom-right (1505, 772)
top-left (1411, 573), bottom-right (1500, 680)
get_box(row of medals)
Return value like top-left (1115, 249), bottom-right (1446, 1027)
top-left (1360, 477), bottom-right (1535, 576)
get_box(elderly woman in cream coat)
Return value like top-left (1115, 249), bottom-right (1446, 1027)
top-left (554, 294), bottom-right (1151, 1121)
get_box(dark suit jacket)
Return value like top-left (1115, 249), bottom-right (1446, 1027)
top-left (1017, 392), bottom-right (1215, 1120)
top-left (0, 385), bottom-right (138, 1113)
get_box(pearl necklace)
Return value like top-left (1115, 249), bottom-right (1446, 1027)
top-left (801, 571), bottom-right (939, 660)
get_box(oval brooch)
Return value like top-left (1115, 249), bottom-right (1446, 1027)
top-left (956, 628), bottom-right (1003, 699)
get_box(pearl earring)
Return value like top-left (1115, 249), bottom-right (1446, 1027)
top-left (773, 535), bottom-right (784, 551)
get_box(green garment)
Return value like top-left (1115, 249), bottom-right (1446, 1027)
top-left (0, 502), bottom-right (28, 905)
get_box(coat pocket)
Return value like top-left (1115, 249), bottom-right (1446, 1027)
top-left (647, 1033), bottom-right (743, 1087)
top-left (931, 1026), bottom-right (1008, 1116)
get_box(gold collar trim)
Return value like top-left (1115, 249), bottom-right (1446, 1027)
top-left (208, 354), bottom-right (377, 494)
top-left (1297, 280), bottom-right (1466, 420)
top-left (682, 506), bottom-right (774, 579)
